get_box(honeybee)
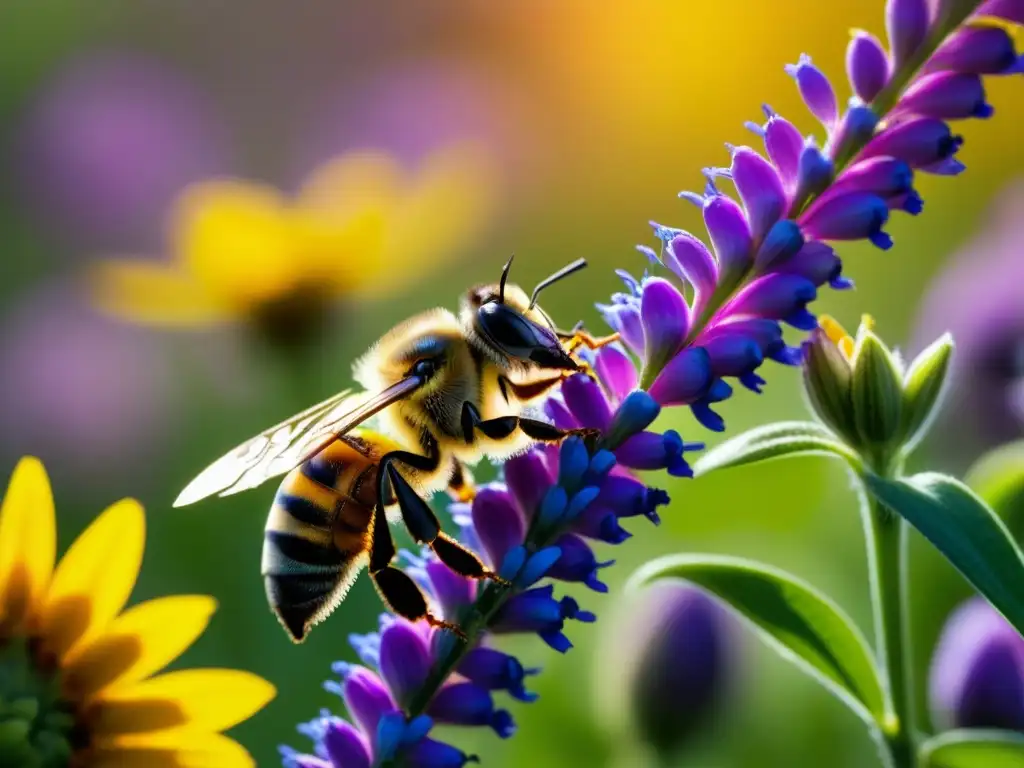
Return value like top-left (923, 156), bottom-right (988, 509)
top-left (173, 257), bottom-right (617, 642)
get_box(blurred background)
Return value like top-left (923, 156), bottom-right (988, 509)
top-left (1, 1), bottom-right (1022, 765)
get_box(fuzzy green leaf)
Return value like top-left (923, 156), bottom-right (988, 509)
top-left (693, 421), bottom-right (861, 476)
top-left (862, 472), bottom-right (1024, 639)
top-left (921, 730), bottom-right (1024, 767)
top-left (628, 553), bottom-right (887, 725)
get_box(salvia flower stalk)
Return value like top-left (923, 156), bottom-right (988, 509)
top-left (284, 1), bottom-right (1022, 765)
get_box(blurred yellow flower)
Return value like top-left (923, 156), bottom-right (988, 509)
top-left (90, 143), bottom-right (496, 330)
top-left (0, 457), bottom-right (274, 768)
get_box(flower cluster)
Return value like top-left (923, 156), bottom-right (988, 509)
top-left (284, 1), bottom-right (1022, 764)
top-left (605, 0), bottom-right (1022, 426)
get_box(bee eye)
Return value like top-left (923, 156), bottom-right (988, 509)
top-left (410, 357), bottom-right (439, 379)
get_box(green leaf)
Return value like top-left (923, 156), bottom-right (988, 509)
top-left (862, 472), bottom-right (1024, 639)
top-left (966, 441), bottom-right (1024, 541)
top-left (627, 553), bottom-right (887, 725)
top-left (693, 421), bottom-right (861, 476)
top-left (921, 730), bottom-right (1024, 768)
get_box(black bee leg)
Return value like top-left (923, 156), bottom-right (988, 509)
top-left (497, 373), bottom-right (566, 405)
top-left (383, 458), bottom-right (510, 589)
top-left (462, 401), bottom-right (600, 447)
top-left (376, 446), bottom-right (440, 511)
top-left (367, 503), bottom-right (465, 638)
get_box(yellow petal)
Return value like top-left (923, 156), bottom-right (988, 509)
top-left (62, 596), bottom-right (218, 702)
top-left (358, 142), bottom-right (497, 300)
top-left (298, 150), bottom-right (402, 213)
top-left (89, 731), bottom-right (255, 768)
top-left (0, 457), bottom-right (56, 631)
top-left (90, 260), bottom-right (233, 327)
top-left (172, 180), bottom-right (305, 309)
top-left (295, 204), bottom-right (387, 290)
top-left (89, 669), bottom-right (276, 736)
top-left (39, 499), bottom-right (145, 661)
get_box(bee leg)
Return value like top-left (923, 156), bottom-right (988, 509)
top-left (433, 532), bottom-right (511, 588)
top-left (497, 373), bottom-right (565, 405)
top-left (462, 401), bottom-right (600, 446)
top-left (447, 460), bottom-right (476, 503)
top-left (384, 461), bottom-right (510, 588)
top-left (368, 504), bottom-right (465, 638)
top-left (556, 325), bottom-right (621, 352)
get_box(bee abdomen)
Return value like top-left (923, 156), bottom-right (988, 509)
top-left (274, 492), bottom-right (335, 530)
top-left (263, 462), bottom-right (374, 642)
top-left (263, 530), bottom-right (347, 568)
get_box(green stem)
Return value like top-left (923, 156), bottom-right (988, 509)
top-left (404, 579), bottom-right (508, 716)
top-left (865, 495), bottom-right (915, 768)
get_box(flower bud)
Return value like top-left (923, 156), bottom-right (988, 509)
top-left (930, 597), bottom-right (1024, 731)
top-left (594, 581), bottom-right (735, 760)
top-left (850, 323), bottom-right (904, 461)
top-left (899, 332), bottom-right (954, 450)
top-left (802, 322), bottom-right (858, 445)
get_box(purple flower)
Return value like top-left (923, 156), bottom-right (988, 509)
top-left (786, 55), bottom-right (839, 131)
top-left (596, 581), bottom-right (737, 758)
top-left (886, 0), bottom-right (929, 69)
top-left (0, 280), bottom-right (177, 485)
top-left (847, 30), bottom-right (891, 103)
top-left (910, 183), bottom-right (1024, 460)
top-left (930, 597), bottom-right (1024, 731)
top-left (895, 72), bottom-right (993, 120)
top-left (16, 51), bottom-right (227, 250)
top-left (928, 25), bottom-right (1022, 75)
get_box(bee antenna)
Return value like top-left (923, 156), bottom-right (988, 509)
top-left (499, 255), bottom-right (514, 304)
top-left (528, 258), bottom-right (588, 310)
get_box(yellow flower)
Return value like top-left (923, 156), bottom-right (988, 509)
top-left (0, 457), bottom-right (274, 768)
top-left (90, 142), bottom-right (496, 329)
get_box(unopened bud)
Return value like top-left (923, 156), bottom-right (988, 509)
top-left (850, 326), bottom-right (904, 463)
top-left (802, 325), bottom-right (857, 444)
top-left (900, 333), bottom-right (954, 450)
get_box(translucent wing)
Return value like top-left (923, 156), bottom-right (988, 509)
top-left (174, 376), bottom-right (423, 507)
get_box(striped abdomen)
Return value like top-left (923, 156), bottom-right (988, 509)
top-left (262, 436), bottom-right (381, 642)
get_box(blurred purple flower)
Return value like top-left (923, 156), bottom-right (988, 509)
top-left (16, 51), bottom-right (229, 250)
top-left (930, 597), bottom-right (1024, 731)
top-left (288, 63), bottom-right (529, 192)
top-left (597, 580), bottom-right (736, 758)
top-left (911, 183), bottom-right (1024, 458)
top-left (0, 280), bottom-right (176, 483)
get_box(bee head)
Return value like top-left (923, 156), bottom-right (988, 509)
top-left (463, 256), bottom-right (587, 371)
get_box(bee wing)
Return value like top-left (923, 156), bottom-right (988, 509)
top-left (173, 377), bottom-right (424, 507)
